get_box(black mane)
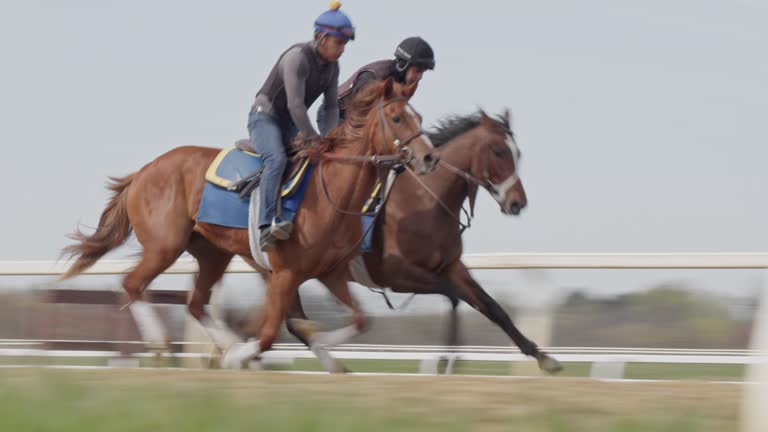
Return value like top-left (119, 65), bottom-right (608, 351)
top-left (426, 112), bottom-right (512, 147)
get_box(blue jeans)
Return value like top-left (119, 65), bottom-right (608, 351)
top-left (247, 111), bottom-right (298, 228)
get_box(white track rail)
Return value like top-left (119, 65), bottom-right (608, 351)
top-left (1, 343), bottom-right (764, 366)
top-left (3, 252), bottom-right (768, 276)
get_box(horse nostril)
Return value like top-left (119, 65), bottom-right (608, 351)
top-left (423, 153), bottom-right (439, 168)
top-left (509, 203), bottom-right (521, 215)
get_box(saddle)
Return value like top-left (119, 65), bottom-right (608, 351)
top-left (196, 144), bottom-right (314, 230)
top-left (209, 139), bottom-right (309, 198)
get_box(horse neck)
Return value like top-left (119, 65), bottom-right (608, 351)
top-left (319, 128), bottom-right (382, 218)
top-left (416, 128), bottom-right (484, 211)
top-left (439, 127), bottom-right (484, 172)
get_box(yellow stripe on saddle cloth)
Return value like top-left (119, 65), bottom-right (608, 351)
top-left (204, 146), bottom-right (311, 197)
top-left (361, 181), bottom-right (382, 213)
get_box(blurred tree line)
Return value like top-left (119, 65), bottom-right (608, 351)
top-left (0, 283), bottom-right (758, 349)
top-left (551, 284), bottom-right (755, 348)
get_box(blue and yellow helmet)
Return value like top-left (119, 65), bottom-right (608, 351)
top-left (314, 1), bottom-right (355, 41)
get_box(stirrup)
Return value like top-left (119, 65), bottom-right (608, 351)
top-left (259, 227), bottom-right (277, 252)
top-left (270, 217), bottom-right (293, 240)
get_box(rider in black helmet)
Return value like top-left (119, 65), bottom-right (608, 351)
top-left (318, 36), bottom-right (435, 133)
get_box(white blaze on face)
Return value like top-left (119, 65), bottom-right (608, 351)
top-left (490, 174), bottom-right (520, 204)
top-left (406, 105), bottom-right (433, 148)
top-left (506, 133), bottom-right (520, 170)
top-left (490, 132), bottom-right (521, 205)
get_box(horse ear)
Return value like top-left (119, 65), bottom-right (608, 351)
top-left (479, 109), bottom-right (494, 127)
top-left (382, 77), bottom-right (395, 99)
top-left (503, 109), bottom-right (511, 127)
top-left (401, 82), bottom-right (418, 99)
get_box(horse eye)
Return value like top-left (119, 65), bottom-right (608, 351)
top-left (493, 149), bottom-right (504, 159)
top-left (392, 115), bottom-right (401, 123)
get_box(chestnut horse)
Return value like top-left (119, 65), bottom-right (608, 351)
top-left (60, 79), bottom-right (436, 367)
top-left (282, 111), bottom-right (562, 373)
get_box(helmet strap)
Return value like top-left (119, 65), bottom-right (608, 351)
top-left (394, 58), bottom-right (409, 73)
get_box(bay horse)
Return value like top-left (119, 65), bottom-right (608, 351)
top-left (282, 111), bottom-right (562, 373)
top-left (60, 79), bottom-right (436, 367)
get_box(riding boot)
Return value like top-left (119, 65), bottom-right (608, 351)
top-left (270, 217), bottom-right (294, 240)
top-left (259, 227), bottom-right (277, 252)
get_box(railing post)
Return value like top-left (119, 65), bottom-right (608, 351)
top-left (742, 269), bottom-right (768, 432)
top-left (511, 269), bottom-right (556, 376)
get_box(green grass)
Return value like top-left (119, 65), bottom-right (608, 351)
top-left (0, 369), bottom-right (740, 432)
top-left (624, 363), bottom-right (743, 381)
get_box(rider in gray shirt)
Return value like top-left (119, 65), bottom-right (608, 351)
top-left (248, 2), bottom-right (355, 252)
top-left (252, 43), bottom-right (340, 139)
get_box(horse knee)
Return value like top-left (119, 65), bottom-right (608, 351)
top-left (122, 276), bottom-right (145, 302)
top-left (187, 302), bottom-right (205, 320)
top-left (354, 313), bottom-right (370, 333)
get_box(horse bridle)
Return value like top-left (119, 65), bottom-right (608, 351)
top-left (317, 97), bottom-right (427, 167)
top-left (318, 96), bottom-right (430, 214)
top-left (404, 132), bottom-right (522, 232)
top-left (319, 97), bottom-right (429, 274)
top-left (376, 97), bottom-right (430, 166)
top-left (441, 148), bottom-right (521, 204)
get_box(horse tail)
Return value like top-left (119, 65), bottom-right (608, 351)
top-left (60, 174), bottom-right (135, 280)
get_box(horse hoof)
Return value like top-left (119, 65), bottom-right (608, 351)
top-left (537, 354), bottom-right (563, 374)
top-left (222, 342), bottom-right (258, 370)
top-left (328, 362), bottom-right (347, 374)
top-left (221, 350), bottom-right (246, 370)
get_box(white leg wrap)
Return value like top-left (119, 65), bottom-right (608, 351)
top-left (129, 301), bottom-right (167, 344)
top-left (310, 344), bottom-right (346, 373)
top-left (199, 316), bottom-right (241, 349)
top-left (312, 324), bottom-right (359, 348)
top-left (222, 339), bottom-right (261, 369)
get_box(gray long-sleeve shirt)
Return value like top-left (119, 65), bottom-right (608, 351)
top-left (253, 42), bottom-right (339, 139)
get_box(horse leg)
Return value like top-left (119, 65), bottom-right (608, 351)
top-left (444, 260), bottom-right (563, 374)
top-left (281, 272), bottom-right (368, 374)
top-left (221, 270), bottom-right (300, 369)
top-left (433, 281), bottom-right (462, 347)
top-left (314, 272), bottom-right (367, 348)
top-left (285, 293), bottom-right (349, 374)
top-left (123, 246), bottom-right (185, 353)
top-left (186, 236), bottom-right (241, 352)
top-left (301, 273), bottom-right (365, 374)
top-left (440, 288), bottom-right (462, 374)
top-left (285, 294), bottom-right (312, 345)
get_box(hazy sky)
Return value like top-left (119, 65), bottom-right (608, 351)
top-left (2, 0), bottom-right (767, 264)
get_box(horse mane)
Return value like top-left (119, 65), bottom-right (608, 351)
top-left (426, 111), bottom-right (513, 147)
top-left (326, 80), bottom-right (390, 148)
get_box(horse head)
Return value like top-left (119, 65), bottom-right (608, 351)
top-left (468, 109), bottom-right (526, 215)
top-left (361, 78), bottom-right (438, 175)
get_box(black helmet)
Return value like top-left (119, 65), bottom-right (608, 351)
top-left (394, 37), bottom-right (435, 71)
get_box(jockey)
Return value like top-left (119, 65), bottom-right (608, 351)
top-left (248, 1), bottom-right (354, 252)
top-left (318, 36), bottom-right (435, 133)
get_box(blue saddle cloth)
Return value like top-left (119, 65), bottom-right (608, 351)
top-left (196, 147), bottom-right (313, 229)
